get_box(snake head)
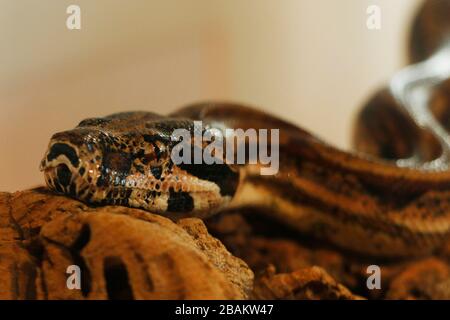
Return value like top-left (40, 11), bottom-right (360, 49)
top-left (40, 126), bottom-right (111, 199)
top-left (40, 113), bottom-right (240, 217)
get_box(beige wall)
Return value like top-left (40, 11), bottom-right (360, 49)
top-left (1, 0), bottom-right (422, 191)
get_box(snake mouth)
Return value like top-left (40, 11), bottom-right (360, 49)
top-left (41, 163), bottom-right (74, 195)
top-left (42, 161), bottom-right (75, 194)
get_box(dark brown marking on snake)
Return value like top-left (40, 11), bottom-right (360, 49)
top-left (47, 143), bottom-right (79, 167)
top-left (409, 0), bottom-right (450, 63)
top-left (150, 166), bottom-right (162, 179)
top-left (178, 162), bottom-right (239, 197)
top-left (134, 164), bottom-right (145, 175)
top-left (56, 164), bottom-right (72, 188)
top-left (167, 189), bottom-right (194, 212)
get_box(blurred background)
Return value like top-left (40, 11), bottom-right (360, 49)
top-left (1, 0), bottom-right (422, 191)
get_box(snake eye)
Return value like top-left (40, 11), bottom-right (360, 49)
top-left (103, 152), bottom-right (133, 173)
top-left (97, 151), bottom-right (133, 187)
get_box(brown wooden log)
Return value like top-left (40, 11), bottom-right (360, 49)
top-left (0, 187), bottom-right (253, 299)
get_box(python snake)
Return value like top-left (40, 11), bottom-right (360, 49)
top-left (40, 0), bottom-right (450, 258)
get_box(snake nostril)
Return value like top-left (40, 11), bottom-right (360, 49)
top-left (56, 164), bottom-right (72, 188)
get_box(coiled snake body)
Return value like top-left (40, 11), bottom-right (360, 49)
top-left (40, 0), bottom-right (450, 258)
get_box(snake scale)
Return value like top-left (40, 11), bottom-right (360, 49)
top-left (40, 0), bottom-right (450, 258)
